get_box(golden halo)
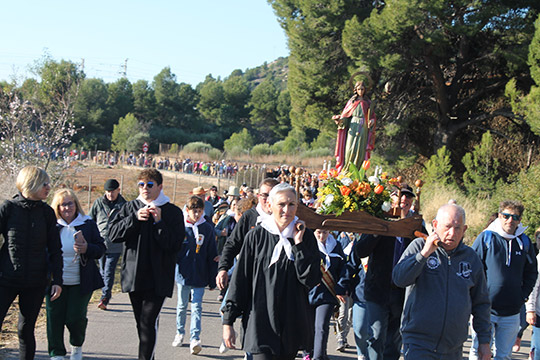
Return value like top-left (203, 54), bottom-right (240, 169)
top-left (349, 71), bottom-right (374, 92)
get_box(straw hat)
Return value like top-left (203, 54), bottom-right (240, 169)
top-left (191, 186), bottom-right (206, 196)
top-left (227, 186), bottom-right (240, 197)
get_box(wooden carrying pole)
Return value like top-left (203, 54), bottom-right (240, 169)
top-left (296, 203), bottom-right (423, 238)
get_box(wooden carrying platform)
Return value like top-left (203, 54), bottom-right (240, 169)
top-left (296, 203), bottom-right (423, 238)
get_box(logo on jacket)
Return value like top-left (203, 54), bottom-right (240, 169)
top-left (427, 255), bottom-right (441, 270)
top-left (456, 261), bottom-right (472, 279)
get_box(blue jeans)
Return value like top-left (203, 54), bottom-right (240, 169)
top-left (99, 253), bottom-right (121, 301)
top-left (176, 284), bottom-right (204, 341)
top-left (469, 313), bottom-right (520, 360)
top-left (352, 301), bottom-right (369, 359)
top-left (533, 326), bottom-right (540, 360)
top-left (366, 300), bottom-right (402, 360)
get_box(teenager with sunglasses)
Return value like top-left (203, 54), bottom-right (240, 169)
top-left (469, 200), bottom-right (538, 360)
top-left (109, 169), bottom-right (185, 360)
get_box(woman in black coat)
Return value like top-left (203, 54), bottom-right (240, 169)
top-left (47, 189), bottom-right (105, 360)
top-left (0, 166), bottom-right (63, 360)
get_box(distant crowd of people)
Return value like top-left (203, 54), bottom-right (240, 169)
top-left (1, 165), bottom-right (540, 360)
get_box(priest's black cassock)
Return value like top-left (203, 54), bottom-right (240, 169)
top-left (222, 225), bottom-right (321, 358)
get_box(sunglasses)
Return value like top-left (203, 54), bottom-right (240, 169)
top-left (500, 212), bottom-right (521, 221)
top-left (60, 201), bottom-right (75, 208)
top-left (138, 181), bottom-right (155, 189)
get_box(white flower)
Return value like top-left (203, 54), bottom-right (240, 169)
top-left (381, 201), bottom-right (392, 212)
top-left (368, 176), bottom-right (380, 185)
top-left (341, 177), bottom-right (353, 186)
top-left (324, 194), bottom-right (335, 206)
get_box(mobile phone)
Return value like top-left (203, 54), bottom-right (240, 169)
top-left (74, 230), bottom-right (84, 244)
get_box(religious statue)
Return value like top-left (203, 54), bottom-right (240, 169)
top-left (332, 80), bottom-right (376, 172)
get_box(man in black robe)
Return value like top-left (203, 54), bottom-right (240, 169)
top-left (221, 183), bottom-right (321, 360)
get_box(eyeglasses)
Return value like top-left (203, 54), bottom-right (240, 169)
top-left (259, 193), bottom-right (270, 199)
top-left (500, 212), bottom-right (521, 221)
top-left (138, 181), bottom-right (154, 189)
top-left (60, 201), bottom-right (75, 208)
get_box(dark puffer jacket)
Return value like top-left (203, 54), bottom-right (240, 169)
top-left (0, 193), bottom-right (63, 288)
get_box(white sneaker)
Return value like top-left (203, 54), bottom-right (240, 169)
top-left (219, 340), bottom-right (229, 354)
top-left (70, 346), bottom-right (82, 360)
top-left (190, 339), bottom-right (202, 355)
top-left (172, 333), bottom-right (184, 347)
top-left (51, 357), bottom-right (65, 360)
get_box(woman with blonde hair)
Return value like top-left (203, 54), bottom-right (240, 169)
top-left (47, 189), bottom-right (105, 360)
top-left (0, 166), bottom-right (63, 360)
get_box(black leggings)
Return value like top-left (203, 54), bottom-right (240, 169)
top-left (0, 285), bottom-right (46, 360)
top-left (129, 290), bottom-right (165, 360)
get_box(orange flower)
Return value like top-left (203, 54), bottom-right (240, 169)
top-left (329, 168), bottom-right (339, 178)
top-left (374, 184), bottom-right (384, 195)
top-left (350, 179), bottom-right (359, 190)
top-left (355, 182), bottom-right (372, 197)
top-left (340, 186), bottom-right (351, 196)
top-left (388, 177), bottom-right (400, 186)
top-left (362, 160), bottom-right (371, 171)
top-left (318, 170), bottom-right (328, 180)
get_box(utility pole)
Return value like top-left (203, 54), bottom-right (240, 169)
top-left (121, 58), bottom-right (128, 78)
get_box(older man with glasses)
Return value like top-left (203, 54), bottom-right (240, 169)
top-left (469, 200), bottom-right (538, 360)
top-left (109, 169), bottom-right (185, 360)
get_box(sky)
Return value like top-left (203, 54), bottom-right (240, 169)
top-left (1, 0), bottom-right (289, 86)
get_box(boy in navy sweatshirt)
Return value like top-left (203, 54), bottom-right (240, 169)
top-left (173, 196), bottom-right (218, 355)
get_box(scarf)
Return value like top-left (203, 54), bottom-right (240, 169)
top-left (317, 234), bottom-right (342, 270)
top-left (57, 212), bottom-right (91, 228)
top-left (184, 212), bottom-right (206, 242)
top-left (255, 202), bottom-right (272, 225)
top-left (486, 217), bottom-right (528, 266)
top-left (486, 217), bottom-right (527, 240)
top-left (136, 190), bottom-right (170, 207)
top-left (262, 215), bottom-right (299, 267)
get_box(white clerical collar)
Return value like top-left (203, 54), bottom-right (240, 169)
top-left (261, 216), bottom-right (298, 267)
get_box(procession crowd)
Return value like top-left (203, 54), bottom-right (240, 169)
top-left (1, 165), bottom-right (540, 360)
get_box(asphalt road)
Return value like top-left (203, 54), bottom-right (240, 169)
top-left (0, 288), bottom-right (533, 359)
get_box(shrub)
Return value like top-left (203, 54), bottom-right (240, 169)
top-left (126, 132), bottom-right (150, 152)
top-left (493, 164), bottom-right (540, 238)
top-left (300, 148), bottom-right (332, 159)
top-left (207, 148), bottom-right (223, 160)
top-left (224, 129), bottom-right (254, 153)
top-left (183, 142), bottom-right (214, 153)
top-left (423, 146), bottom-right (454, 186)
top-left (462, 131), bottom-right (499, 197)
top-left (169, 143), bottom-right (180, 154)
top-left (251, 143), bottom-right (272, 156)
top-left (271, 140), bottom-right (285, 154)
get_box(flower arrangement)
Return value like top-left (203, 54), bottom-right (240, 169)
top-left (316, 161), bottom-right (397, 218)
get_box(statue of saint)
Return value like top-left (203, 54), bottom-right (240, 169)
top-left (332, 80), bottom-right (376, 172)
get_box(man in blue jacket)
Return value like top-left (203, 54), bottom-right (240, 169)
top-left (469, 200), bottom-right (538, 360)
top-left (393, 204), bottom-right (492, 359)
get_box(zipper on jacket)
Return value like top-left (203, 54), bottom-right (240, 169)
top-left (435, 252), bottom-right (451, 351)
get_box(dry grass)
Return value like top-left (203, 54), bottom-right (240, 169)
top-left (420, 183), bottom-right (493, 245)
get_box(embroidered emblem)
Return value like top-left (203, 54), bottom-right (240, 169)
top-left (516, 251), bottom-right (522, 255)
top-left (427, 255), bottom-right (440, 269)
top-left (456, 261), bottom-right (472, 279)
